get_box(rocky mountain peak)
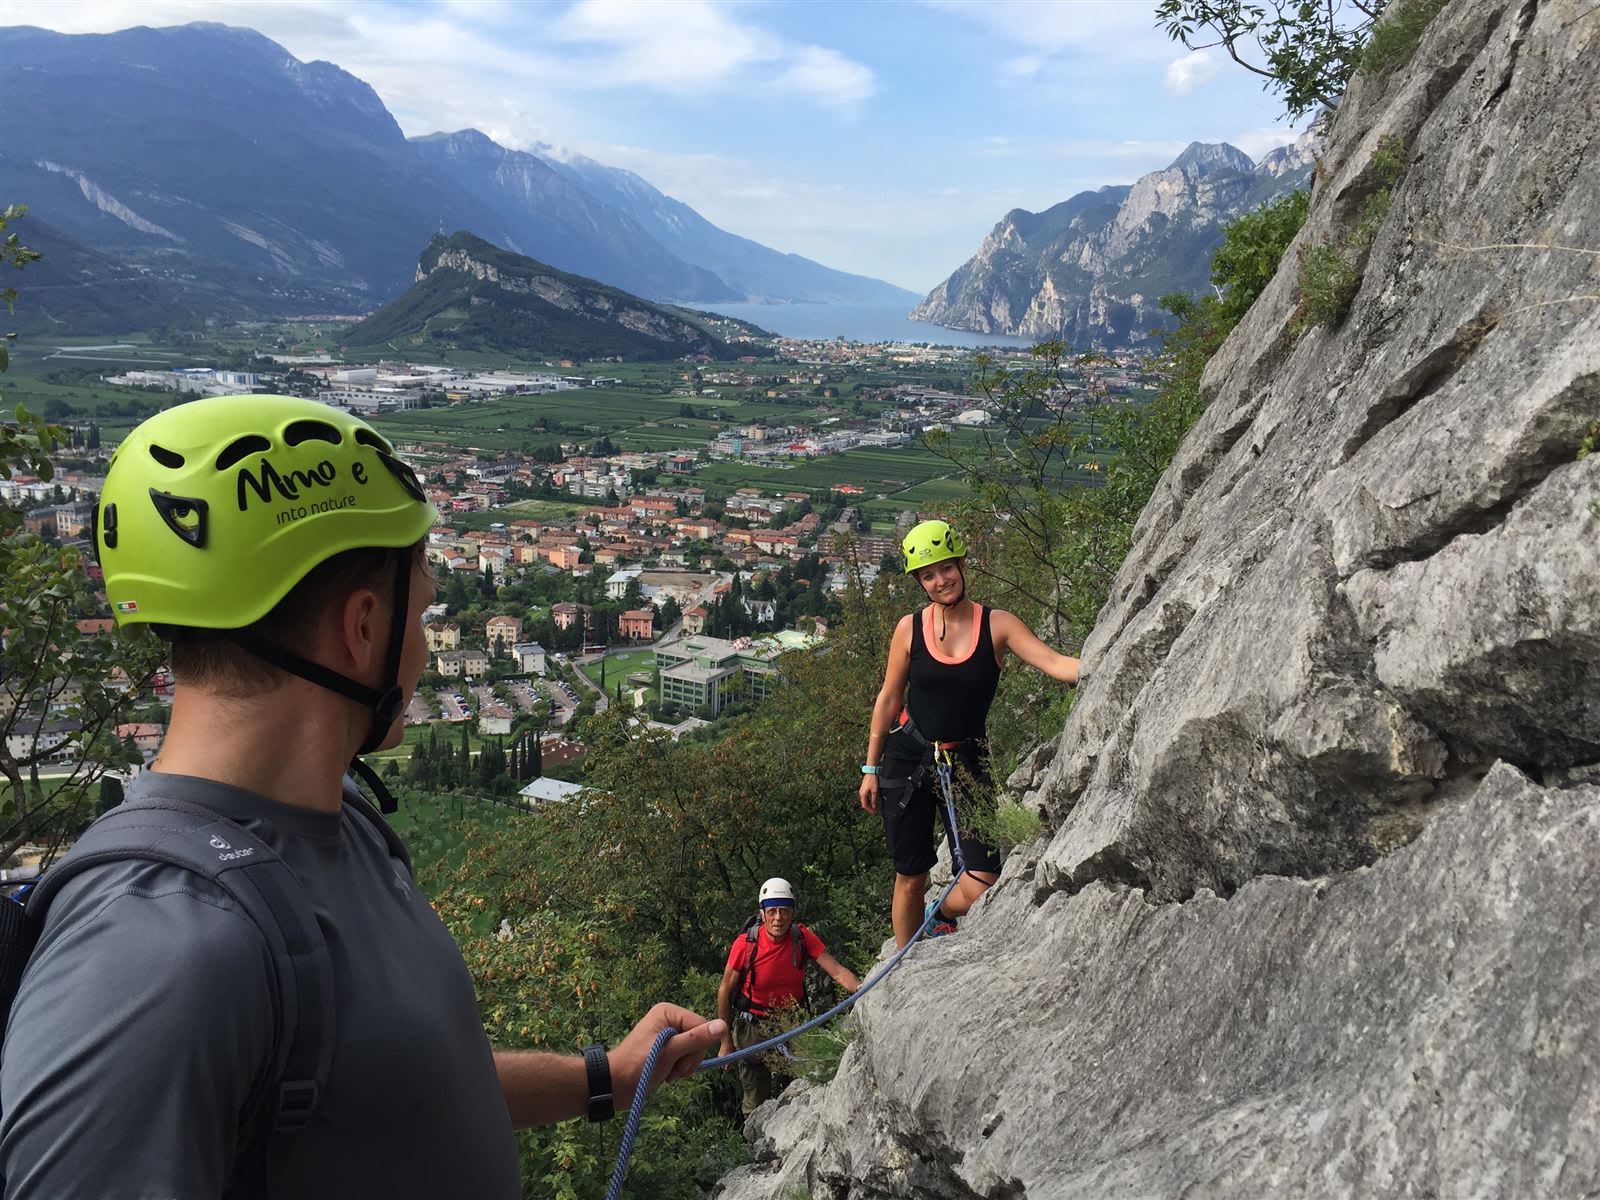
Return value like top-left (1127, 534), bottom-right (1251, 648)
top-left (1168, 140), bottom-right (1256, 179)
top-left (910, 139), bottom-right (1307, 348)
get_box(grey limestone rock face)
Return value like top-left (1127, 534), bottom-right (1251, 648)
top-left (719, 767), bottom-right (1600, 1199)
top-left (717, 0), bottom-right (1600, 1194)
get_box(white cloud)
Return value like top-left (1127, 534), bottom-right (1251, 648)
top-left (774, 45), bottom-right (876, 108)
top-left (976, 136), bottom-right (1189, 163)
top-left (549, 0), bottom-right (874, 107)
top-left (1164, 49), bottom-right (1220, 95)
top-left (553, 0), bottom-right (772, 92)
top-left (1003, 54), bottom-right (1044, 79)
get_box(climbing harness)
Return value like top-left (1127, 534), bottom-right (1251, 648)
top-left (602, 761), bottom-right (973, 1200)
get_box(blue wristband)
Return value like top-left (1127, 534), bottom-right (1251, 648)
top-left (861, 764), bottom-right (881, 775)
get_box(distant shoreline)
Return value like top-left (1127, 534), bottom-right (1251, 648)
top-left (698, 301), bottom-right (1036, 350)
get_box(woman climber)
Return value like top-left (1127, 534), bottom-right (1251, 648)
top-left (858, 519), bottom-right (1081, 948)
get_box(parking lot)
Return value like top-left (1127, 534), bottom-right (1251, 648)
top-left (435, 689), bottom-right (470, 722)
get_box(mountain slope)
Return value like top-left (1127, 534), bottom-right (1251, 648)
top-left (911, 137), bottom-right (1315, 348)
top-left (344, 232), bottom-right (731, 361)
top-left (410, 131), bottom-right (738, 304)
top-left (0, 23), bottom-right (915, 326)
top-left (0, 23), bottom-right (511, 306)
top-left (544, 152), bottom-right (921, 305)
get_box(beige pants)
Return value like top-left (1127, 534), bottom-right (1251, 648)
top-left (732, 1015), bottom-right (774, 1116)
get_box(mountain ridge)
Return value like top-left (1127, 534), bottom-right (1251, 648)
top-left (910, 134), bottom-right (1316, 348)
top-left (0, 22), bottom-right (913, 331)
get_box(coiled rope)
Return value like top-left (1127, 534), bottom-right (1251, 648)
top-left (603, 752), bottom-right (970, 1200)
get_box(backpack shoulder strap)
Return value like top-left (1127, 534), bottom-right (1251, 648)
top-left (27, 796), bottom-right (333, 1136)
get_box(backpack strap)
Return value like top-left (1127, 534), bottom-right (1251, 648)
top-left (792, 923), bottom-right (812, 968)
top-left (26, 797), bottom-right (334, 1136)
top-left (741, 919), bottom-right (761, 1009)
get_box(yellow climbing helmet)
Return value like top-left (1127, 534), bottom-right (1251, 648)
top-left (97, 394), bottom-right (436, 629)
top-left (901, 519), bottom-right (968, 574)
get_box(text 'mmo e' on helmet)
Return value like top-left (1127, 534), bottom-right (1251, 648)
top-left (97, 394), bottom-right (437, 630)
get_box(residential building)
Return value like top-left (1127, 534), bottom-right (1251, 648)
top-left (114, 722), bottom-right (165, 763)
top-left (5, 717), bottom-right (81, 765)
top-left (605, 567), bottom-right (643, 600)
top-left (618, 609), bottom-right (655, 641)
top-left (511, 641), bottom-right (547, 675)
top-left (551, 602), bottom-right (591, 632)
top-left (478, 704), bottom-right (514, 736)
top-left (517, 777), bottom-right (586, 805)
top-left (437, 649), bottom-right (490, 679)
top-left (682, 606), bottom-right (708, 635)
top-left (485, 615), bottom-right (523, 654)
top-left (425, 622), bottom-right (461, 653)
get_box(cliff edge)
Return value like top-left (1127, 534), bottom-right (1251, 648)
top-left (718, 0), bottom-right (1599, 1195)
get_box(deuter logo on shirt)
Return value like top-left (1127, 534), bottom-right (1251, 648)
top-left (208, 832), bottom-right (255, 862)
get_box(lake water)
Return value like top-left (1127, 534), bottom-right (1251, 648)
top-left (699, 301), bottom-right (1036, 350)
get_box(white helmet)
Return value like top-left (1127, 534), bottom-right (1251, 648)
top-left (759, 877), bottom-right (796, 908)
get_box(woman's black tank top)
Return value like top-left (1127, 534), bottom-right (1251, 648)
top-left (905, 604), bottom-right (1000, 743)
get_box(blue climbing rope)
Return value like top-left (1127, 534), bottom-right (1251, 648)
top-left (933, 746), bottom-right (968, 876)
top-left (604, 1024), bottom-right (676, 1200)
top-left (604, 757), bottom-right (972, 1196)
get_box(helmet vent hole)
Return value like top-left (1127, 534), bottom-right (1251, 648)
top-left (148, 445), bottom-right (185, 469)
top-left (215, 435), bottom-right (273, 471)
top-left (354, 428), bottom-right (393, 454)
top-left (284, 420), bottom-right (342, 448)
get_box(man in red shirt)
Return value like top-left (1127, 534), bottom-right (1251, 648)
top-left (716, 878), bottom-right (861, 1116)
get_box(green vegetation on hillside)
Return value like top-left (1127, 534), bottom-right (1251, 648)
top-left (345, 232), bottom-right (734, 362)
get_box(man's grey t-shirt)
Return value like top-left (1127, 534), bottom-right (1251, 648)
top-left (0, 772), bottom-right (521, 1199)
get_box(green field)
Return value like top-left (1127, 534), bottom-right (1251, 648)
top-left (369, 385), bottom-right (833, 455)
top-left (579, 648), bottom-right (658, 704)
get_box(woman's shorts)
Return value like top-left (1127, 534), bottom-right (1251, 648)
top-left (877, 743), bottom-right (1003, 877)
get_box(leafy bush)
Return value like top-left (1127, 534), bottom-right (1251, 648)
top-left (1211, 191), bottom-right (1312, 323)
top-left (1293, 138), bottom-right (1406, 332)
top-left (1295, 240), bottom-right (1364, 328)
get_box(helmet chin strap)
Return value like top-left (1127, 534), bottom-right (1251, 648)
top-left (223, 554), bottom-right (413, 805)
top-left (932, 562), bottom-right (967, 641)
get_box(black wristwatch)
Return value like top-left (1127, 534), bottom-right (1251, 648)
top-left (582, 1043), bottom-right (614, 1123)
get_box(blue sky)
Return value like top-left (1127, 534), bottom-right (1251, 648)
top-left (13, 1), bottom-right (1303, 293)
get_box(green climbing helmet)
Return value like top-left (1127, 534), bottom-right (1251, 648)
top-left (901, 519), bottom-right (968, 574)
top-left (97, 394), bottom-right (437, 629)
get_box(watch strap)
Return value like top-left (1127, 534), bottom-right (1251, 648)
top-left (582, 1043), bottom-right (614, 1122)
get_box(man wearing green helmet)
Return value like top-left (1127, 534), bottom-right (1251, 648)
top-left (859, 519), bottom-right (1081, 948)
top-left (0, 396), bottom-right (723, 1198)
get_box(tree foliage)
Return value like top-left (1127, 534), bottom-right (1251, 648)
top-left (1155, 0), bottom-right (1387, 118)
top-left (1, 206), bottom-right (162, 861)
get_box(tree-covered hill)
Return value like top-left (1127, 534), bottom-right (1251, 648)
top-left (343, 232), bottom-right (737, 362)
